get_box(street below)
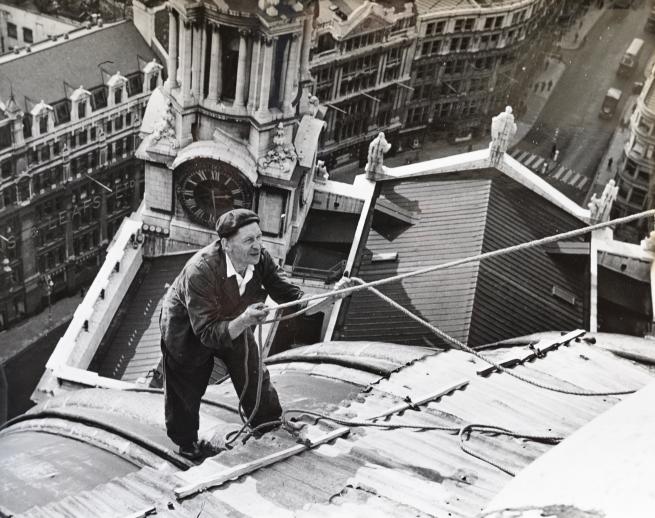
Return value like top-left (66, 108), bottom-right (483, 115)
top-left (516, 3), bottom-right (655, 204)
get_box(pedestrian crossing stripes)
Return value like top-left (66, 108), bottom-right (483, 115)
top-left (509, 149), bottom-right (589, 191)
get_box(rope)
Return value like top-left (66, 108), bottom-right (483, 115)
top-left (351, 278), bottom-right (637, 396)
top-left (282, 408), bottom-right (562, 476)
top-left (265, 208), bottom-right (655, 313)
top-left (224, 325), bottom-right (266, 447)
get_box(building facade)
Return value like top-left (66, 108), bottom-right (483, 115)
top-left (0, 21), bottom-right (162, 330)
top-left (613, 65), bottom-right (655, 242)
top-left (403, 0), bottom-right (564, 148)
top-left (0, 1), bottom-right (80, 53)
top-left (309, 0), bottom-right (416, 173)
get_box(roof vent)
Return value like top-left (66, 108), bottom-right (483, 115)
top-left (371, 252), bottom-right (398, 263)
top-left (551, 285), bottom-right (576, 306)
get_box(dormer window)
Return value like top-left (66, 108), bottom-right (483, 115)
top-left (70, 86), bottom-right (92, 122)
top-left (107, 71), bottom-right (128, 108)
top-left (143, 59), bottom-right (163, 93)
top-left (30, 100), bottom-right (54, 137)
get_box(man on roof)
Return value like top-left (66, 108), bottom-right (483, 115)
top-left (160, 208), bottom-right (353, 460)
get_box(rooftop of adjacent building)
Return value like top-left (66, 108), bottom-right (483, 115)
top-left (0, 20), bottom-right (156, 107)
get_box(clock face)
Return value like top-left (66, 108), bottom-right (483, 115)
top-left (175, 158), bottom-right (252, 229)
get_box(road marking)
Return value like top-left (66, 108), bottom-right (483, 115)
top-left (561, 170), bottom-right (574, 183)
top-left (532, 157), bottom-right (544, 170)
top-left (524, 154), bottom-right (540, 167)
top-left (567, 172), bottom-right (581, 186)
top-left (516, 150), bottom-right (530, 162)
top-left (552, 165), bottom-right (567, 179)
top-left (511, 149), bottom-right (523, 158)
top-left (576, 176), bottom-right (589, 189)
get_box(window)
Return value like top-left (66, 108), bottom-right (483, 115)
top-left (23, 27), bottom-right (33, 43)
top-left (1, 160), bottom-right (12, 179)
top-left (39, 115), bottom-right (48, 134)
top-left (78, 101), bottom-right (86, 120)
top-left (78, 129), bottom-right (88, 147)
top-left (41, 144), bottom-right (50, 161)
top-left (115, 115), bottom-right (123, 131)
top-left (90, 127), bottom-right (97, 141)
top-left (7, 23), bottom-right (17, 39)
top-left (0, 124), bottom-right (11, 150)
top-left (630, 188), bottom-right (646, 208)
top-left (126, 112), bottom-right (132, 126)
top-left (53, 101), bottom-right (70, 125)
top-left (92, 86), bottom-right (107, 109)
top-left (106, 119), bottom-right (113, 134)
top-left (127, 73), bottom-right (143, 97)
top-left (114, 88), bottom-right (123, 105)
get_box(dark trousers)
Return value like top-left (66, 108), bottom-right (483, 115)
top-left (161, 330), bottom-right (282, 447)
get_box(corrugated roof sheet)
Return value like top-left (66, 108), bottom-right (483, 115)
top-left (6, 337), bottom-right (654, 518)
top-left (0, 21), bottom-right (156, 106)
top-left (92, 253), bottom-right (193, 382)
top-left (339, 170), bottom-right (589, 348)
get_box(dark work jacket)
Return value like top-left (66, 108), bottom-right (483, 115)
top-left (160, 241), bottom-right (303, 367)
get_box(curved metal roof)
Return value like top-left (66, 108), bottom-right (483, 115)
top-left (1, 337), bottom-right (653, 517)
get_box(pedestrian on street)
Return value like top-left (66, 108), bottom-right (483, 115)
top-left (547, 80), bottom-right (553, 91)
top-left (534, 83), bottom-right (539, 92)
top-left (608, 157), bottom-right (613, 170)
top-left (159, 208), bottom-right (354, 460)
top-left (574, 32), bottom-right (579, 43)
top-left (540, 82), bottom-right (546, 92)
top-left (544, 60), bottom-right (549, 70)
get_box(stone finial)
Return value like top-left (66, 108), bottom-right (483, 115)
top-left (489, 106), bottom-right (517, 166)
top-left (588, 179), bottom-right (618, 224)
top-left (259, 0), bottom-right (280, 16)
top-left (315, 160), bottom-right (329, 183)
top-left (151, 101), bottom-right (178, 149)
top-left (365, 132), bottom-right (391, 180)
top-left (308, 94), bottom-right (320, 118)
top-left (642, 230), bottom-right (655, 252)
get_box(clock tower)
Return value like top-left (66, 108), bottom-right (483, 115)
top-left (136, 0), bottom-right (322, 263)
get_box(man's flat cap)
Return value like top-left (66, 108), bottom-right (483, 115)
top-left (216, 209), bottom-right (260, 238)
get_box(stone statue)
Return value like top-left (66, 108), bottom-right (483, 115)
top-left (365, 132), bottom-right (391, 179)
top-left (588, 179), bottom-right (618, 224)
top-left (258, 0), bottom-right (280, 16)
top-left (308, 95), bottom-right (320, 118)
top-left (316, 160), bottom-right (329, 182)
top-left (489, 106), bottom-right (517, 166)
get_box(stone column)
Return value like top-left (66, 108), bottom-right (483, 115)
top-left (179, 20), bottom-right (192, 100)
top-left (165, 9), bottom-right (178, 90)
top-left (192, 23), bottom-right (202, 99)
top-left (233, 30), bottom-right (249, 108)
top-left (376, 52), bottom-right (387, 85)
top-left (207, 24), bottom-right (221, 101)
top-left (199, 23), bottom-right (207, 100)
top-left (283, 34), bottom-right (301, 114)
top-left (247, 33), bottom-right (262, 112)
top-left (331, 67), bottom-right (342, 99)
top-left (256, 36), bottom-right (274, 116)
top-left (300, 15), bottom-right (312, 80)
top-left (99, 189), bottom-right (108, 242)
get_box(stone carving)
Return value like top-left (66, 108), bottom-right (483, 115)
top-left (489, 106), bottom-right (517, 166)
top-left (151, 101), bottom-right (178, 149)
top-left (365, 132), bottom-right (391, 179)
top-left (588, 179), bottom-right (618, 224)
top-left (316, 160), bottom-right (329, 181)
top-left (258, 123), bottom-right (297, 174)
top-left (308, 94), bottom-right (320, 117)
top-left (259, 0), bottom-right (280, 16)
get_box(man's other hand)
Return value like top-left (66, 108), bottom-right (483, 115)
top-left (332, 276), bottom-right (357, 299)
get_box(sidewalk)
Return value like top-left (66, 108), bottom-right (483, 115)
top-left (584, 94), bottom-right (637, 204)
top-left (558, 4), bottom-right (606, 51)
